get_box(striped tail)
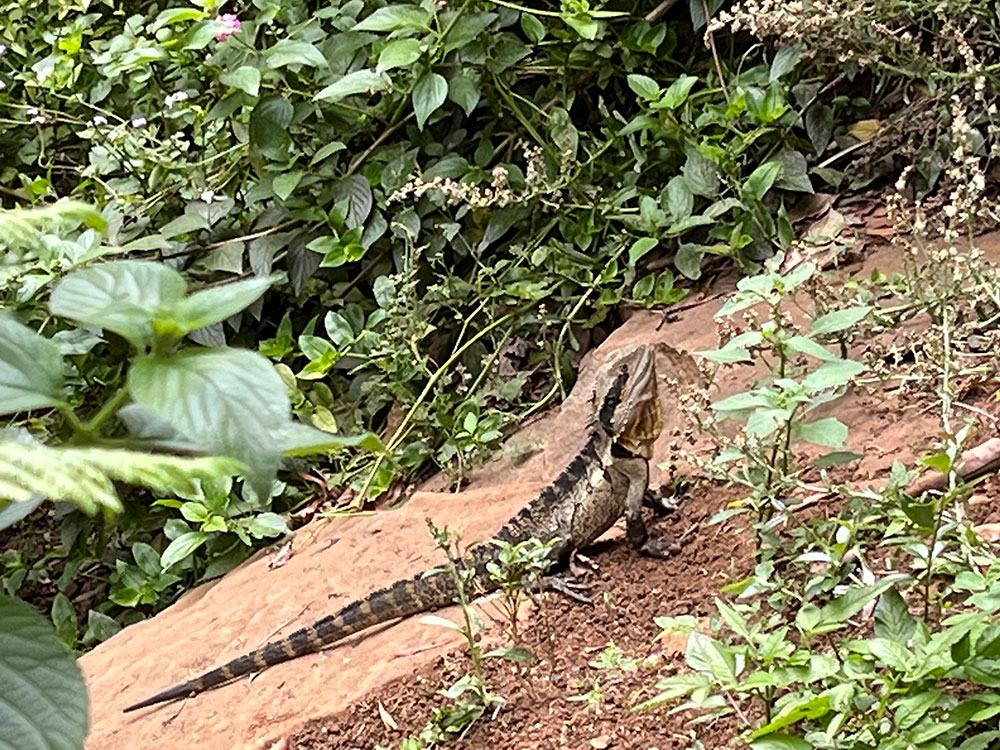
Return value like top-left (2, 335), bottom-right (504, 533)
top-left (123, 568), bottom-right (461, 712)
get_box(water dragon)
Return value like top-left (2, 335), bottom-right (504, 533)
top-left (123, 343), bottom-right (672, 713)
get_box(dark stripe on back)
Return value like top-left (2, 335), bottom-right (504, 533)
top-left (598, 367), bottom-right (628, 431)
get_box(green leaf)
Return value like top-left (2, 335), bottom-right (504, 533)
top-left (281, 423), bottom-right (385, 456)
top-left (160, 531), bottom-right (210, 569)
top-left (685, 631), bottom-right (736, 684)
top-left (0, 315), bottom-right (65, 415)
top-left (272, 171), bottom-right (303, 201)
top-left (314, 70), bottom-right (392, 103)
top-left (354, 5), bottom-right (432, 32)
top-left (628, 238), bottom-right (658, 267)
top-left (266, 40), bottom-right (328, 69)
top-left (666, 176), bottom-right (693, 222)
top-left (520, 13), bottom-right (545, 43)
top-left (0, 436), bottom-right (244, 518)
top-left (776, 149), bottom-right (814, 193)
top-left (817, 576), bottom-right (909, 630)
top-left (785, 335), bottom-right (837, 361)
top-left (794, 418), bottom-right (848, 448)
top-left (50, 261), bottom-right (187, 349)
top-left (743, 161), bottom-right (782, 201)
top-left (769, 44), bottom-right (802, 81)
top-left (801, 359), bottom-right (866, 391)
top-left (448, 73), bottom-right (481, 115)
top-left (219, 65), bottom-right (261, 96)
top-left (250, 95), bottom-right (294, 159)
top-left (809, 306), bottom-right (873, 336)
top-left (150, 7), bottom-right (205, 32)
top-left (0, 595), bottom-right (88, 750)
top-left (627, 74), bottom-right (660, 101)
top-left (156, 274), bottom-right (280, 338)
top-left (127, 349), bottom-right (290, 498)
top-left (412, 71), bottom-right (448, 130)
top-left (85, 610), bottom-right (121, 643)
top-left (750, 734), bottom-right (812, 750)
top-left (377, 38), bottom-right (422, 72)
top-left (182, 19), bottom-right (227, 50)
top-left (805, 104), bottom-right (834, 154)
top-left (751, 694), bottom-right (830, 738)
top-left (674, 243), bottom-right (705, 280)
top-left (873, 587), bottom-right (917, 643)
top-left (660, 75), bottom-right (698, 108)
top-left (332, 175), bottom-right (374, 229)
top-left (419, 614), bottom-right (462, 631)
top-left (683, 151), bottom-right (719, 197)
top-left (248, 512), bottom-right (288, 539)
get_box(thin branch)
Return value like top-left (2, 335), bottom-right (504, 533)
top-left (346, 114), bottom-right (414, 178)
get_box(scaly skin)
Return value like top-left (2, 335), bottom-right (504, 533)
top-left (123, 344), bottom-right (664, 713)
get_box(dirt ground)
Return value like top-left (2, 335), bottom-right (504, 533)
top-left (79, 228), bottom-right (1000, 750)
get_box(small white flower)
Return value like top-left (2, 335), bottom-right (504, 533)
top-left (131, 116), bottom-right (147, 128)
top-left (0, 80), bottom-right (5, 91)
top-left (26, 106), bottom-right (45, 124)
top-left (164, 91), bottom-right (189, 109)
top-left (36, 61), bottom-right (54, 83)
top-left (0, 44), bottom-right (6, 56)
top-left (200, 189), bottom-right (216, 203)
top-left (92, 114), bottom-right (108, 126)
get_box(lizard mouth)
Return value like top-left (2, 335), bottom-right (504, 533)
top-left (614, 346), bottom-right (664, 459)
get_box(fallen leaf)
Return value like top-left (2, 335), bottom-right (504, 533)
top-left (268, 541), bottom-right (293, 570)
top-left (377, 701), bottom-right (399, 730)
top-left (849, 119), bottom-right (881, 141)
top-left (590, 734), bottom-right (612, 749)
top-left (975, 524), bottom-right (1000, 541)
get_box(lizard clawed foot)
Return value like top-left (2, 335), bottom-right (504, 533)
top-left (540, 573), bottom-right (593, 605)
top-left (639, 534), bottom-right (681, 559)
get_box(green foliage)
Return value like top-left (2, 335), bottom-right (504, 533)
top-left (485, 536), bottom-right (556, 642)
top-left (0, 595), bottom-right (88, 750)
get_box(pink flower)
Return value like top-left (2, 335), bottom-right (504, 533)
top-left (215, 14), bottom-right (241, 41)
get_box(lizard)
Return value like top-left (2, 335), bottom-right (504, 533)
top-left (123, 343), bottom-right (671, 713)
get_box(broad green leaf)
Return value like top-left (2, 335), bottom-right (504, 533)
top-left (626, 74), bottom-right (660, 101)
top-left (0, 200), bottom-right (105, 250)
top-left (412, 71), bottom-right (447, 130)
top-left (520, 13), bottom-right (545, 43)
top-left (248, 512), bottom-right (288, 538)
top-left (50, 261), bottom-right (187, 349)
top-left (794, 417), bottom-right (847, 448)
top-left (685, 631), bottom-right (736, 684)
top-left (182, 20), bottom-right (227, 50)
top-left (750, 694), bottom-right (830, 738)
top-left (149, 7), bottom-right (205, 32)
top-left (160, 531), bottom-right (210, 569)
top-left (354, 5), bottom-right (432, 32)
top-left (85, 610), bottom-right (121, 643)
top-left (809, 306), bottom-right (873, 336)
top-left (273, 171), bottom-right (303, 201)
top-left (674, 243), bottom-right (705, 280)
top-left (156, 274), bottom-right (280, 338)
top-left (332, 175), bottom-right (374, 229)
top-left (628, 237), bottom-right (658, 267)
top-left (895, 689), bottom-right (943, 730)
top-left (660, 75), bottom-right (698, 108)
top-left (420, 614), bottom-right (462, 631)
top-left (0, 436), bottom-right (244, 518)
top-left (750, 734), bottom-right (812, 750)
top-left (377, 38), bottom-right (422, 71)
top-left (683, 151), bottom-right (719, 197)
top-left (743, 161), bottom-right (782, 201)
top-left (281, 422), bottom-right (385, 456)
top-left (314, 70), bottom-right (392, 103)
top-left (666, 176), bottom-right (693, 222)
top-left (266, 40), bottom-right (328, 69)
top-left (0, 315), bottom-right (65, 415)
top-left (770, 44), bottom-right (802, 81)
top-left (873, 587), bottom-right (917, 643)
top-left (816, 576), bottom-right (909, 630)
top-left (785, 335), bottom-right (837, 361)
top-left (801, 359), bottom-right (866, 391)
top-left (775, 149), bottom-right (813, 193)
top-left (219, 65), bottom-right (261, 96)
top-left (127, 349), bottom-right (290, 498)
top-left (0, 595), bottom-right (88, 750)
top-left (249, 95), bottom-right (293, 159)
top-left (448, 73), bottom-right (481, 115)
top-left (805, 104), bottom-right (834, 154)
top-left (959, 731), bottom-right (1000, 750)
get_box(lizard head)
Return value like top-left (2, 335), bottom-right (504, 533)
top-left (596, 344), bottom-right (663, 459)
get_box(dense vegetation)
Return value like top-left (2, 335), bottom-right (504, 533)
top-left (3, 0), bottom-right (1000, 747)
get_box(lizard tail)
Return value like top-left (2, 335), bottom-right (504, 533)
top-left (123, 568), bottom-right (460, 713)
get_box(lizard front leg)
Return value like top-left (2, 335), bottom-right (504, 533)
top-left (618, 456), bottom-right (677, 558)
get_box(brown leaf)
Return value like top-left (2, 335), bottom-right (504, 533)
top-left (377, 701), bottom-right (399, 730)
top-left (590, 735), bottom-right (613, 749)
